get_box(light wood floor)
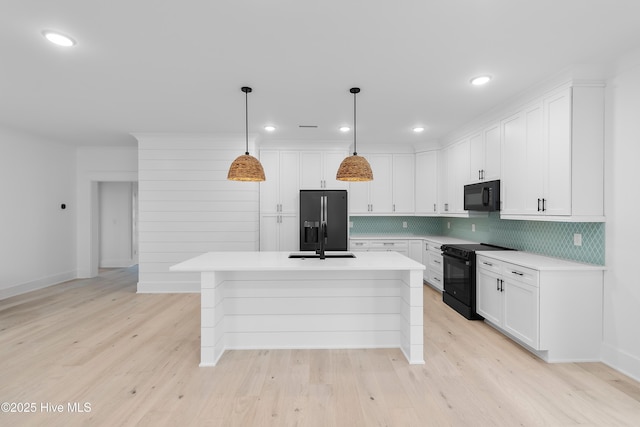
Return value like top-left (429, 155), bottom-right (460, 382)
top-left (1, 267), bottom-right (640, 426)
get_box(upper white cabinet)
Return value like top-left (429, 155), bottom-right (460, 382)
top-left (469, 122), bottom-right (501, 183)
top-left (259, 150), bottom-right (300, 213)
top-left (350, 153), bottom-right (414, 215)
top-left (415, 151), bottom-right (439, 215)
top-left (299, 151), bottom-right (349, 190)
top-left (440, 139), bottom-right (470, 215)
top-left (501, 84), bottom-right (604, 221)
top-left (392, 154), bottom-right (415, 214)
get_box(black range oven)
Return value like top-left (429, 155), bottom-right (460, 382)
top-left (441, 243), bottom-right (514, 320)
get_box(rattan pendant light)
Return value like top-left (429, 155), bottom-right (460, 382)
top-left (227, 86), bottom-right (266, 182)
top-left (336, 87), bottom-right (373, 181)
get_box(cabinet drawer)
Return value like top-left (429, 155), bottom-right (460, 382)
top-left (424, 240), bottom-right (442, 252)
top-left (477, 256), bottom-right (502, 274)
top-left (427, 270), bottom-right (444, 291)
top-left (349, 240), bottom-right (370, 251)
top-left (503, 263), bottom-right (538, 287)
top-left (369, 240), bottom-right (408, 250)
top-left (427, 252), bottom-right (443, 270)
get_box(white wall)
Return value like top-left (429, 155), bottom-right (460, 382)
top-left (76, 146), bottom-right (138, 278)
top-left (99, 182), bottom-right (135, 268)
top-left (602, 51), bottom-right (640, 381)
top-left (0, 127), bottom-right (76, 298)
top-left (135, 134), bottom-right (260, 293)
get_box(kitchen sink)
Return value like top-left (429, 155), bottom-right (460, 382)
top-left (288, 252), bottom-right (356, 259)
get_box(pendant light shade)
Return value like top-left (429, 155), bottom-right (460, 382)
top-left (336, 87), bottom-right (373, 182)
top-left (228, 86), bottom-right (266, 182)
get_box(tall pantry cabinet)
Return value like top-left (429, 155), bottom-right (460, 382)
top-left (259, 150), bottom-right (299, 251)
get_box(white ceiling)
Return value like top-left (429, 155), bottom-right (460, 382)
top-left (2, 0), bottom-right (640, 148)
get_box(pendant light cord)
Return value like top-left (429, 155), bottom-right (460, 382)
top-left (353, 90), bottom-right (357, 155)
top-left (244, 89), bottom-right (249, 155)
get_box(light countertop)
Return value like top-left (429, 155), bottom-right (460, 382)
top-left (349, 234), bottom-right (475, 245)
top-left (170, 251), bottom-right (426, 272)
top-left (476, 250), bottom-right (605, 271)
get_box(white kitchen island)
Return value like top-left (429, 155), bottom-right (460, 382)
top-left (170, 251), bottom-right (426, 367)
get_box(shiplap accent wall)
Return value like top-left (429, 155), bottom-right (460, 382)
top-left (135, 134), bottom-right (260, 293)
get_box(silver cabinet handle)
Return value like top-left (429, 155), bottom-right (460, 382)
top-left (433, 203), bottom-right (436, 212)
top-left (434, 260), bottom-right (441, 265)
top-left (511, 270), bottom-right (524, 276)
top-left (433, 277), bottom-right (441, 282)
top-left (482, 261), bottom-right (493, 266)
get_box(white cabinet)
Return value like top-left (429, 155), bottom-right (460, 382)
top-left (415, 151), bottom-right (439, 215)
top-left (349, 239), bottom-right (408, 256)
top-left (476, 257), bottom-right (539, 349)
top-left (440, 139), bottom-right (470, 214)
top-left (423, 240), bottom-right (444, 291)
top-left (500, 84), bottom-right (604, 221)
top-left (476, 253), bottom-right (604, 362)
top-left (299, 151), bottom-right (349, 190)
top-left (350, 154), bottom-right (414, 215)
top-left (260, 150), bottom-right (300, 213)
top-left (408, 240), bottom-right (423, 264)
top-left (260, 214), bottom-right (298, 251)
top-left (392, 154), bottom-right (415, 214)
top-left (259, 150), bottom-right (300, 251)
top-left (469, 122), bottom-right (501, 183)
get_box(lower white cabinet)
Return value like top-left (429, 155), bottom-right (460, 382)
top-left (260, 214), bottom-right (298, 252)
top-left (423, 240), bottom-right (444, 291)
top-left (350, 239), bottom-right (409, 256)
top-left (476, 253), bottom-right (603, 362)
top-left (476, 258), bottom-right (539, 349)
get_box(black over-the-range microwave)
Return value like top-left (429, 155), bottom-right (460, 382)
top-left (463, 180), bottom-right (501, 212)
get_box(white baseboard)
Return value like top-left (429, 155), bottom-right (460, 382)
top-left (0, 270), bottom-right (77, 300)
top-left (100, 259), bottom-right (135, 268)
top-left (601, 342), bottom-right (640, 383)
top-left (136, 280), bottom-right (200, 293)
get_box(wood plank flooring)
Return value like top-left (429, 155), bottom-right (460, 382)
top-left (1, 266), bottom-right (639, 426)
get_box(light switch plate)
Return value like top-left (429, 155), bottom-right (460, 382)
top-left (573, 233), bottom-right (582, 246)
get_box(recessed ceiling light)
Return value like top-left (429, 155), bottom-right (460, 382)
top-left (339, 126), bottom-right (350, 132)
top-left (413, 127), bottom-right (425, 133)
top-left (42, 30), bottom-right (76, 47)
top-left (470, 75), bottom-right (492, 86)
top-left (264, 125), bottom-right (276, 132)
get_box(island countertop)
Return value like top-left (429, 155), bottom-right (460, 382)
top-left (170, 251), bottom-right (425, 272)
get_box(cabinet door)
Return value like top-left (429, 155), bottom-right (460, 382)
top-left (501, 104), bottom-right (543, 216)
top-left (469, 132), bottom-right (484, 183)
top-left (278, 151), bottom-right (300, 213)
top-left (368, 154), bottom-right (393, 213)
top-left (476, 268), bottom-right (502, 326)
top-left (260, 151), bottom-right (281, 213)
top-left (299, 151), bottom-right (323, 189)
top-left (448, 139), bottom-right (470, 213)
top-left (503, 278), bottom-right (539, 349)
top-left (415, 151), bottom-right (438, 214)
top-left (483, 123), bottom-right (501, 181)
top-left (259, 214), bottom-right (279, 251)
top-left (543, 88), bottom-right (572, 216)
top-left (349, 181), bottom-right (370, 213)
top-left (392, 154), bottom-right (415, 213)
top-left (279, 214), bottom-right (299, 252)
top-left (439, 147), bottom-right (449, 213)
top-left (323, 152), bottom-right (350, 190)
top-left (408, 240), bottom-right (423, 263)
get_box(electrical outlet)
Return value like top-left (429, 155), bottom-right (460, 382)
top-left (447, 221), bottom-right (451, 229)
top-left (402, 221), bottom-right (408, 228)
top-left (573, 233), bottom-right (582, 246)
top-left (472, 223), bottom-right (476, 232)
top-left (349, 221), bottom-right (353, 228)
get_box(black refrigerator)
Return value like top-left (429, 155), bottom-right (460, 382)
top-left (299, 190), bottom-right (348, 252)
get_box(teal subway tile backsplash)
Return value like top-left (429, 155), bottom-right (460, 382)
top-left (350, 216), bottom-right (442, 235)
top-left (350, 213), bottom-right (605, 265)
